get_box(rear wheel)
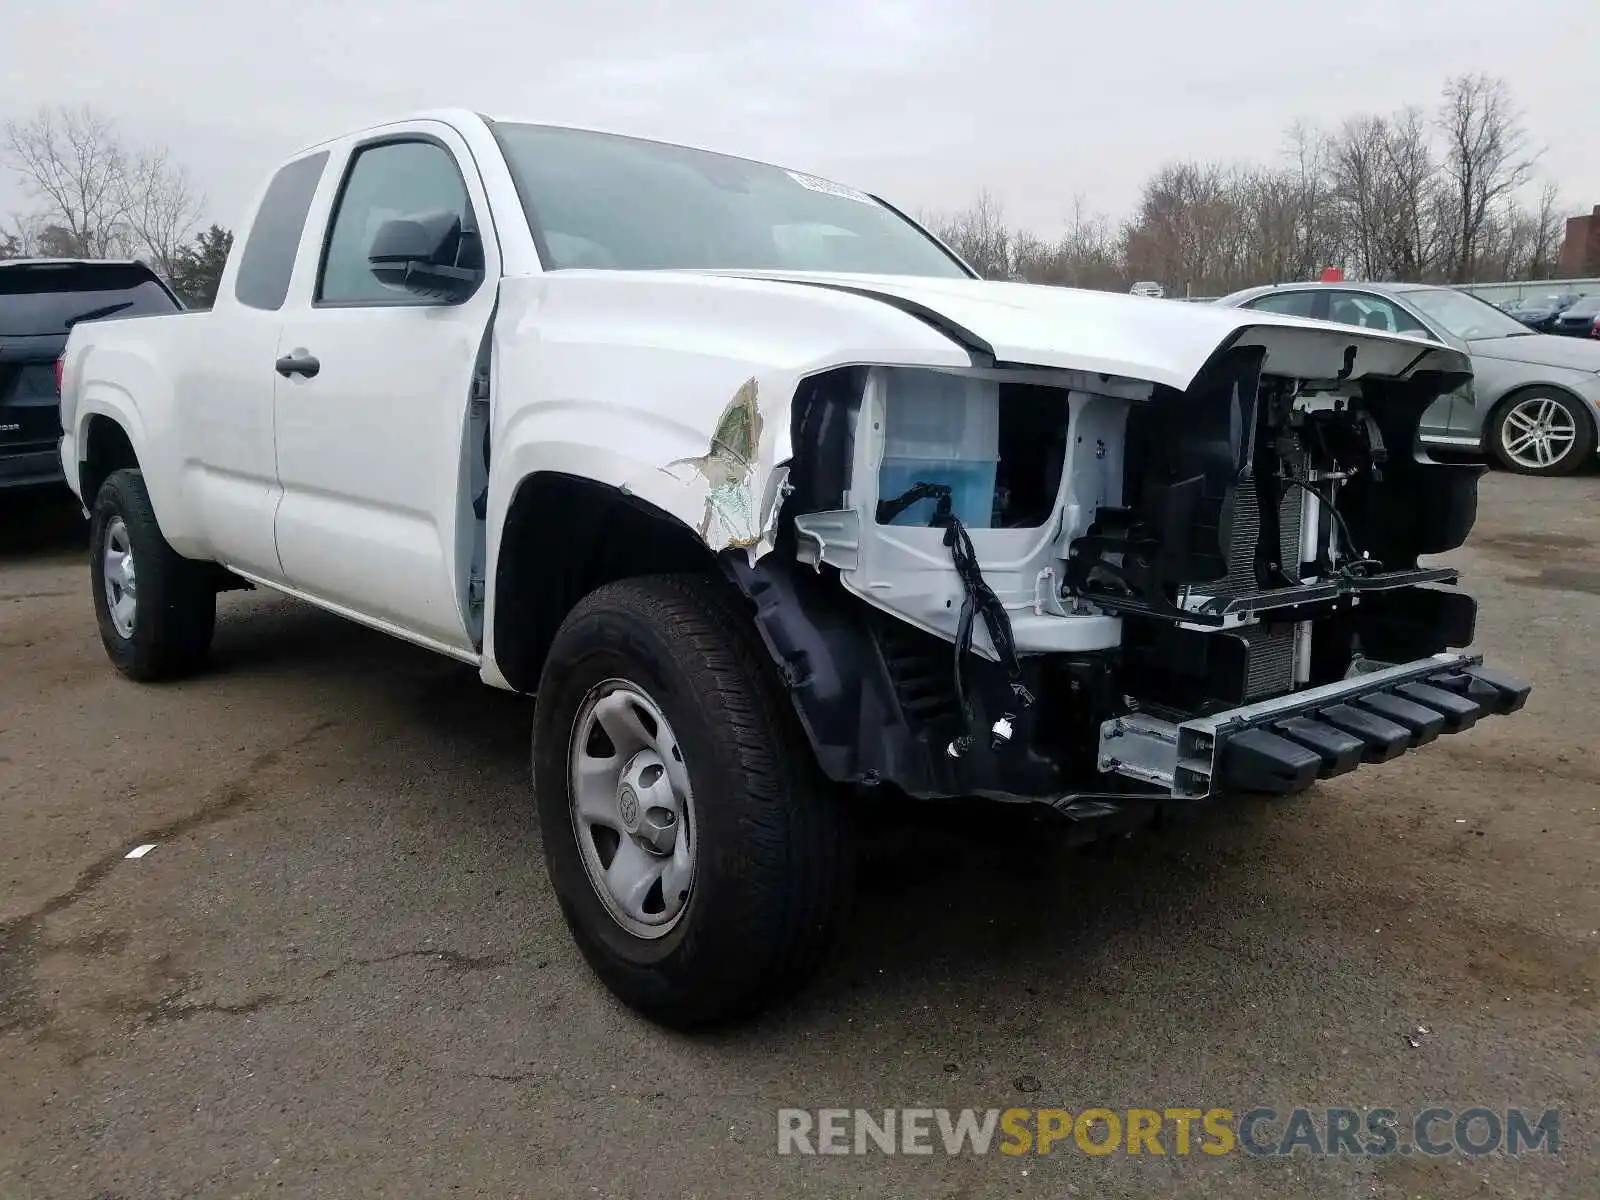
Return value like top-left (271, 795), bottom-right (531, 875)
top-left (1487, 389), bottom-right (1595, 476)
top-left (89, 468), bottom-right (216, 681)
top-left (532, 573), bottom-right (853, 1029)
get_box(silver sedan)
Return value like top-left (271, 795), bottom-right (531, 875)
top-left (1215, 281), bottom-right (1600, 477)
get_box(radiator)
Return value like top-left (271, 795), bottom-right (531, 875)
top-left (1235, 622), bottom-right (1299, 700)
top-left (1208, 474), bottom-right (1307, 598)
top-left (1213, 469), bottom-right (1307, 701)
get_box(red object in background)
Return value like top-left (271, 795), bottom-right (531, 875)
top-left (1319, 266), bottom-right (1345, 282)
top-left (54, 353), bottom-right (64, 394)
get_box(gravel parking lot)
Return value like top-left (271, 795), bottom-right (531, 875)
top-left (1, 469), bottom-right (1597, 1199)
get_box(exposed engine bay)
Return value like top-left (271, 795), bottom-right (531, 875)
top-left (726, 331), bottom-right (1530, 812)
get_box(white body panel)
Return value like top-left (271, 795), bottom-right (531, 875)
top-left (54, 108), bottom-right (1472, 691)
top-left (270, 119), bottom-right (502, 651)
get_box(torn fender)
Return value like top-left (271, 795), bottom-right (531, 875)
top-left (484, 368), bottom-right (802, 561)
top-left (658, 376), bottom-right (778, 551)
top-left (612, 374), bottom-right (794, 556)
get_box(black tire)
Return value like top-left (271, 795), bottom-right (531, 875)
top-left (89, 468), bottom-right (217, 681)
top-left (532, 573), bottom-right (853, 1029)
top-left (1486, 388), bottom-right (1596, 477)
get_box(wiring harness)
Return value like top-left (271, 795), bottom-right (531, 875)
top-left (876, 482), bottom-right (1035, 758)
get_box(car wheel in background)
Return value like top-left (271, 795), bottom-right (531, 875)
top-left (89, 468), bottom-right (217, 680)
top-left (1486, 389), bottom-right (1596, 477)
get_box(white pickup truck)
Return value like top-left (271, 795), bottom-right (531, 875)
top-left (58, 109), bottom-right (1530, 1027)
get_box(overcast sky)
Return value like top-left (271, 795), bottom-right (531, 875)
top-left (3, 0), bottom-right (1597, 238)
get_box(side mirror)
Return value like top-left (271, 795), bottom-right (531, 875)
top-left (367, 210), bottom-right (483, 303)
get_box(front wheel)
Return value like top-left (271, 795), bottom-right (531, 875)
top-left (532, 574), bottom-right (853, 1029)
top-left (89, 468), bottom-right (217, 681)
top-left (1486, 389), bottom-right (1596, 476)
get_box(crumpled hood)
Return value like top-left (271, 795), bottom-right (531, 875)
top-left (708, 270), bottom-right (1470, 389)
top-left (1470, 332), bottom-right (1600, 370)
top-left (492, 267), bottom-right (1473, 565)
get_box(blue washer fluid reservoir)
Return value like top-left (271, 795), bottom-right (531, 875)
top-left (876, 369), bottom-right (1001, 528)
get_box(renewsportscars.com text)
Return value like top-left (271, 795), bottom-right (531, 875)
top-left (776, 1106), bottom-right (1560, 1158)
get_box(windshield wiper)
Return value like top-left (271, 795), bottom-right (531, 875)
top-left (63, 300), bottom-right (134, 329)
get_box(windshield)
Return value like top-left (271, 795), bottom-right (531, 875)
top-left (0, 264), bottom-right (180, 336)
top-left (490, 122), bottom-right (970, 278)
top-left (1405, 287), bottom-right (1535, 340)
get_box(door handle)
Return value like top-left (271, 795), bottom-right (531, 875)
top-left (275, 353), bottom-right (320, 379)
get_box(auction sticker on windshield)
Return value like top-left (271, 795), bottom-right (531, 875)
top-left (786, 170), bottom-right (875, 204)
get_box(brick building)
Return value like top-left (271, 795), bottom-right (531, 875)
top-left (1558, 205), bottom-right (1600, 276)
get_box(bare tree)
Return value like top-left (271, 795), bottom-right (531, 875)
top-left (1284, 120), bottom-right (1339, 277)
top-left (1123, 161), bottom-right (1270, 296)
top-left (1235, 165), bottom-right (1323, 284)
top-left (910, 73), bottom-right (1567, 297)
top-left (1324, 107), bottom-right (1451, 281)
top-left (1524, 181), bottom-right (1564, 279)
top-left (1327, 115), bottom-right (1391, 278)
top-left (125, 148), bottom-right (204, 278)
top-left (0, 213), bottom-right (83, 258)
top-left (1437, 73), bottom-right (1538, 281)
top-left (2, 106), bottom-right (131, 257)
top-left (1009, 227), bottom-right (1053, 282)
top-left (1055, 195), bottom-right (1126, 290)
top-left (929, 189), bottom-right (1013, 279)
top-left (1002, 195), bottom-right (1125, 290)
top-left (0, 213), bottom-right (34, 258)
top-left (2, 104), bottom-right (204, 270)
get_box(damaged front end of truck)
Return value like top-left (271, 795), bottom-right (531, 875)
top-left (722, 314), bottom-right (1531, 818)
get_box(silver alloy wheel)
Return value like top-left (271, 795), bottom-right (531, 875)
top-left (102, 516), bottom-right (138, 638)
top-left (568, 678), bottom-right (697, 939)
top-left (1501, 396), bottom-right (1578, 471)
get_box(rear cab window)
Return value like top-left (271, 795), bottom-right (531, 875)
top-left (234, 151), bottom-right (331, 311)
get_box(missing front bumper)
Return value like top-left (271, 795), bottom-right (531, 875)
top-left (1097, 654), bottom-right (1531, 799)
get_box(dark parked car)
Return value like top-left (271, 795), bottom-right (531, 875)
top-left (1504, 292), bottom-right (1582, 333)
top-left (1, 259), bottom-right (183, 491)
top-left (1550, 294), bottom-right (1600, 338)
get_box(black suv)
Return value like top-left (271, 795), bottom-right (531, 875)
top-left (1, 259), bottom-right (183, 491)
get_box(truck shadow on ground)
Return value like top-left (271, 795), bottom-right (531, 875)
top-left (0, 489), bottom-right (86, 561)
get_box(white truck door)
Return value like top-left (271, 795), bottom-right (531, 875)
top-left (182, 149), bottom-right (332, 582)
top-left (271, 125), bottom-right (500, 654)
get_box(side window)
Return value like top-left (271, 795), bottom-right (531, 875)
top-left (317, 140), bottom-right (475, 305)
top-left (234, 151), bottom-right (330, 311)
top-left (1246, 291), bottom-right (1316, 318)
top-left (1325, 292), bottom-right (1366, 327)
top-left (1325, 291), bottom-right (1431, 337)
top-left (1386, 302), bottom-right (1431, 337)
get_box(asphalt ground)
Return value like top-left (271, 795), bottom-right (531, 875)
top-left (1, 467), bottom-right (1597, 1198)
